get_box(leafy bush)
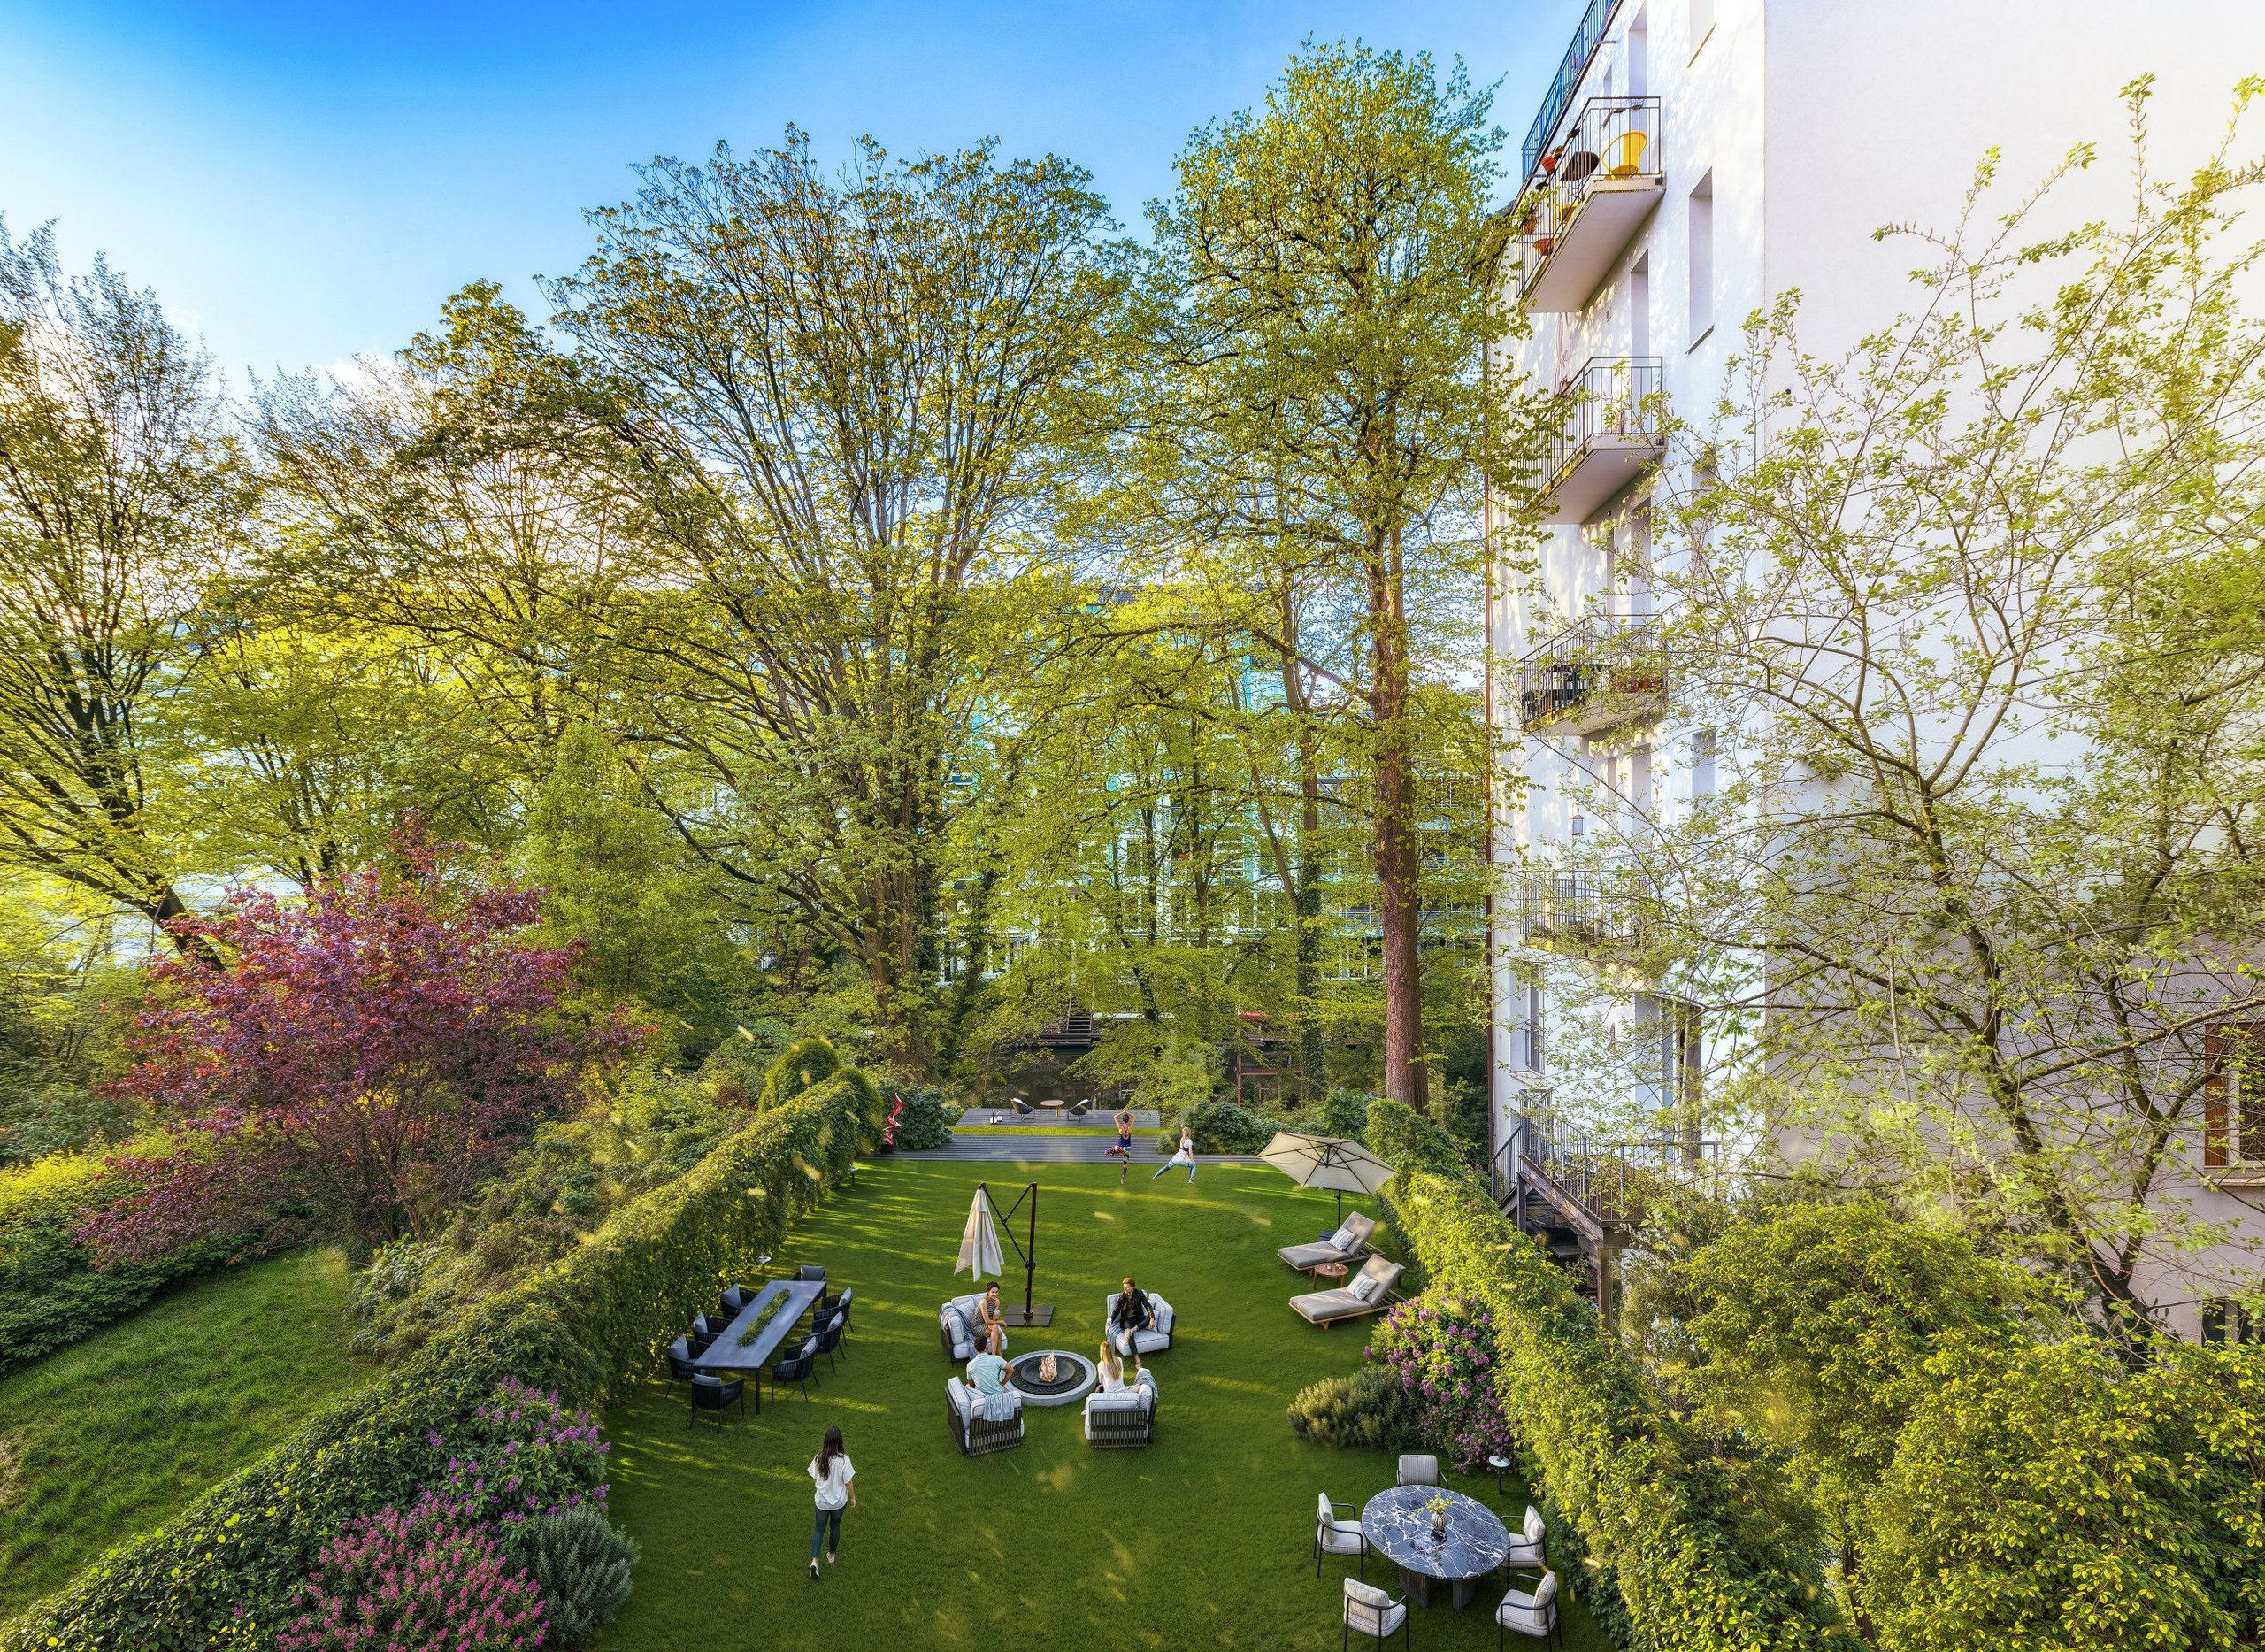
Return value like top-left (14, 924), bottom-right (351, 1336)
top-left (1371, 1291), bottom-right (1516, 1470)
top-left (278, 1493), bottom-right (548, 1652)
top-left (1386, 1169), bottom-right (1855, 1652)
top-left (0, 1146), bottom-right (258, 1376)
top-left (1288, 1360), bottom-right (1415, 1450)
top-left (756, 1036), bottom-right (840, 1110)
top-left (1363, 1097), bottom-right (1465, 1176)
top-left (1163, 1097), bottom-right (1273, 1155)
top-left (1317, 1089), bottom-right (1372, 1140)
top-left (502, 1506), bottom-right (639, 1648)
top-left (0, 1080), bottom-right (862, 1649)
top-left (882, 1086), bottom-right (955, 1151)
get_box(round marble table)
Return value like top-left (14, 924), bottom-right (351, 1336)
top-left (1361, 1484), bottom-right (1511, 1610)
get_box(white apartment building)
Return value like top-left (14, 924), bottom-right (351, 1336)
top-left (1482, 0), bottom-right (2265, 1337)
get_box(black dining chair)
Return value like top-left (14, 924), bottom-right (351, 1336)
top-left (812, 1312), bottom-right (846, 1373)
top-left (793, 1264), bottom-right (826, 1285)
top-left (768, 1336), bottom-right (818, 1404)
top-left (665, 1335), bottom-right (701, 1383)
top-left (831, 1290), bottom-right (855, 1350)
top-left (688, 1373), bottom-right (745, 1427)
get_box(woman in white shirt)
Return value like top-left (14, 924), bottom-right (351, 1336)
top-left (1096, 1340), bottom-right (1125, 1394)
top-left (1151, 1124), bottom-right (1198, 1183)
top-left (808, 1425), bottom-right (856, 1579)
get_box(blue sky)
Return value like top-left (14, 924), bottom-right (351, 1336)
top-left (1, 2), bottom-right (1578, 381)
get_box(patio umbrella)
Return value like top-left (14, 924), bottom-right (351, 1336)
top-left (1260, 1132), bottom-right (1397, 1225)
top-left (955, 1185), bottom-right (1006, 1280)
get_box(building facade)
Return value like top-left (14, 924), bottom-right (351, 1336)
top-left (1484, 0), bottom-right (2265, 1337)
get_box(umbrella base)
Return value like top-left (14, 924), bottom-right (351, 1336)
top-left (1003, 1305), bottom-right (1056, 1327)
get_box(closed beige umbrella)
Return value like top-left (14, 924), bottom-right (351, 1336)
top-left (1260, 1132), bottom-right (1396, 1225)
top-left (956, 1185), bottom-right (1006, 1280)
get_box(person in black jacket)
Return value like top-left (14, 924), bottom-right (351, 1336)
top-left (1109, 1276), bottom-right (1153, 1356)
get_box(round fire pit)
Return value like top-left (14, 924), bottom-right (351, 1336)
top-left (1008, 1349), bottom-right (1098, 1406)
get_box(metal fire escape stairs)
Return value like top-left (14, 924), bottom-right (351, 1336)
top-left (1488, 1116), bottom-right (1716, 1322)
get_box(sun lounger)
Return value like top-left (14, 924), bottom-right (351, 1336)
top-left (1278, 1210), bottom-right (1377, 1272)
top-left (1291, 1255), bottom-right (1403, 1327)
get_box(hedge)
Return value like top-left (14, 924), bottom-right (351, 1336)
top-left (0, 1082), bottom-right (862, 1651)
top-left (0, 1148), bottom-right (260, 1377)
top-left (1386, 1171), bottom-right (1857, 1652)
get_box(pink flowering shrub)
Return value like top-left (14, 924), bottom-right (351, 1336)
top-left (1368, 1291), bottom-right (1516, 1469)
top-left (279, 1492), bottom-right (548, 1651)
top-left (434, 1379), bottom-right (611, 1531)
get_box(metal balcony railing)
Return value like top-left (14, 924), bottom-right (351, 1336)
top-left (1491, 1115), bottom-right (1721, 1229)
top-left (1520, 0), bottom-right (1628, 181)
top-left (1518, 869), bottom-right (1647, 952)
top-left (1547, 356), bottom-right (1665, 494)
top-left (1518, 96), bottom-right (1662, 262)
top-left (1519, 611), bottom-right (1669, 734)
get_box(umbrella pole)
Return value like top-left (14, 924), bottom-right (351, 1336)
top-left (1000, 1180), bottom-right (1054, 1329)
top-left (1337, 1187), bottom-right (1345, 1225)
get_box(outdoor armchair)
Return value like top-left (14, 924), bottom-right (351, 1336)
top-left (688, 1373), bottom-right (745, 1427)
top-left (664, 1336), bottom-right (701, 1382)
top-left (1396, 1453), bottom-right (1441, 1487)
top-left (939, 1292), bottom-right (988, 1360)
top-left (1496, 1571), bottom-right (1561, 1647)
top-left (1278, 1211), bottom-right (1376, 1272)
top-left (946, 1375), bottom-right (1025, 1456)
top-left (1104, 1290), bottom-right (1175, 1356)
top-left (767, 1336), bottom-right (818, 1404)
top-left (1314, 1492), bottom-right (1369, 1579)
top-left (1083, 1369), bottom-right (1157, 1448)
top-left (1343, 1579), bottom-right (1410, 1647)
top-left (1504, 1504), bottom-right (1547, 1571)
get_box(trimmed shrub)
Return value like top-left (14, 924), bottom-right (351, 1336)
top-left (882, 1087), bottom-right (955, 1151)
top-left (0, 1082), bottom-right (860, 1650)
top-left (1386, 1170), bottom-right (1856, 1652)
top-left (1363, 1097), bottom-right (1465, 1178)
top-left (1162, 1097), bottom-right (1273, 1155)
top-left (756, 1037), bottom-right (840, 1111)
top-left (1288, 1360), bottom-right (1416, 1450)
top-left (502, 1506), bottom-right (638, 1648)
top-left (0, 1146), bottom-right (259, 1376)
top-left (1317, 1089), bottom-right (1371, 1140)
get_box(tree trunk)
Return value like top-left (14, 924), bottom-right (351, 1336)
top-left (1369, 522), bottom-right (1426, 1112)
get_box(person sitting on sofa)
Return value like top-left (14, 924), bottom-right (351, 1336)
top-left (968, 1348), bottom-right (1011, 1395)
top-left (1096, 1340), bottom-right (1129, 1394)
top-left (1109, 1276), bottom-right (1154, 1356)
top-left (977, 1283), bottom-right (1008, 1356)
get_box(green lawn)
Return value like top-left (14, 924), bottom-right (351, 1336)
top-left (600, 1160), bottom-right (1609, 1652)
top-left (0, 1247), bottom-right (375, 1621)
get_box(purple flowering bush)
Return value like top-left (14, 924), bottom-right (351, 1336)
top-left (280, 1379), bottom-right (616, 1649)
top-left (1368, 1291), bottom-right (1515, 1469)
top-left (278, 1493), bottom-right (547, 1651)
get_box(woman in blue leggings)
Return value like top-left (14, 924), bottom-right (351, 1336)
top-left (808, 1425), bottom-right (856, 1578)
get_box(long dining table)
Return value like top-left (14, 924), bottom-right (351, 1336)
top-left (691, 1278), bottom-right (828, 1409)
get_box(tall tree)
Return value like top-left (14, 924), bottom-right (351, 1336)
top-left (1148, 43), bottom-right (1525, 1110)
top-left (548, 131), bottom-right (1127, 1070)
top-left (0, 223), bottom-right (250, 950)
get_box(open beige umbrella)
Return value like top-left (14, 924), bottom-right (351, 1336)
top-left (1260, 1131), bottom-right (1396, 1225)
top-left (955, 1185), bottom-right (1006, 1280)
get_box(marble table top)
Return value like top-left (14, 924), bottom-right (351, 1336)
top-left (1361, 1485), bottom-right (1512, 1581)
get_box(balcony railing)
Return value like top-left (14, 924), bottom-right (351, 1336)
top-left (1517, 868), bottom-right (1648, 954)
top-left (1492, 1114), bottom-right (1721, 1230)
top-left (1517, 96), bottom-right (1664, 312)
top-left (1519, 611), bottom-right (1669, 735)
top-left (1540, 356), bottom-right (1665, 524)
top-left (1520, 0), bottom-right (1628, 181)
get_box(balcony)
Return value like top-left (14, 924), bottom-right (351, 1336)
top-left (1519, 612), bottom-right (1669, 737)
top-left (1516, 96), bottom-right (1663, 312)
top-left (1539, 356), bottom-right (1664, 524)
top-left (1517, 869), bottom-right (1648, 956)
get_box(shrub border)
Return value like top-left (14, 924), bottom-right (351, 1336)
top-left (1, 1087), bottom-right (859, 1651)
top-left (1387, 1170), bottom-right (1856, 1652)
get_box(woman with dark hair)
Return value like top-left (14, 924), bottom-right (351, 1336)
top-left (807, 1425), bottom-right (856, 1578)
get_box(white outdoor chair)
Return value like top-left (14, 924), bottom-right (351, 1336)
top-left (1344, 1577), bottom-right (1409, 1647)
top-left (1314, 1491), bottom-right (1369, 1580)
top-left (1395, 1452), bottom-right (1441, 1487)
top-left (1496, 1570), bottom-right (1561, 1648)
top-left (1504, 1503), bottom-right (1547, 1571)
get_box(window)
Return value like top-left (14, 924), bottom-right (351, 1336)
top-left (1513, 980), bottom-right (1546, 1071)
top-left (2203, 1024), bottom-right (2265, 1165)
top-left (1630, 742), bottom-right (1654, 817)
top-left (1689, 0), bottom-right (1714, 57)
top-left (1687, 172), bottom-right (1715, 345)
top-left (1628, 8), bottom-right (1649, 97)
top-left (1630, 256), bottom-right (1651, 358)
top-left (1690, 729), bottom-right (1717, 800)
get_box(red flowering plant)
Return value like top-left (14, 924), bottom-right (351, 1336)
top-left (1367, 1291), bottom-right (1516, 1470)
top-left (79, 834), bottom-right (641, 1264)
top-left (276, 1490), bottom-right (549, 1652)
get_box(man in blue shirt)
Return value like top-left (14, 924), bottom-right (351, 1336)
top-left (968, 1348), bottom-right (1011, 1395)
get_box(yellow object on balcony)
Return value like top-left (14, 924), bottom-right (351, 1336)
top-left (1608, 130), bottom-right (1649, 179)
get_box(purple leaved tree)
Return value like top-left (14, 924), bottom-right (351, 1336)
top-left (81, 834), bottom-right (639, 1263)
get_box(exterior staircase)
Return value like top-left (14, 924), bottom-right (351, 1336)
top-left (1489, 1117), bottom-right (1717, 1320)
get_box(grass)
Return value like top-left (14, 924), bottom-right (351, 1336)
top-left (0, 1247), bottom-right (375, 1621)
top-left (599, 1160), bottom-right (1610, 1652)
